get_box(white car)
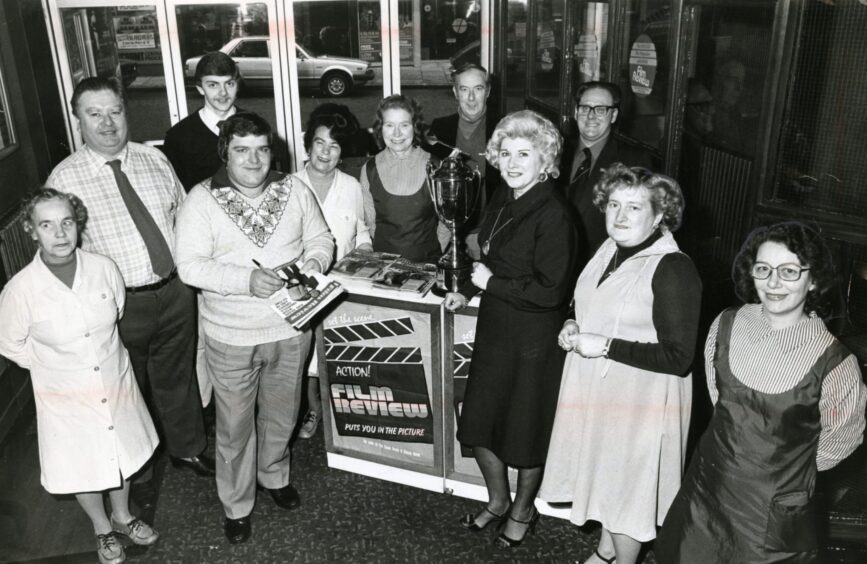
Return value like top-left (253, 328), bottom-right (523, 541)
top-left (185, 36), bottom-right (375, 97)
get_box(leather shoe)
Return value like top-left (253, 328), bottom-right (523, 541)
top-left (266, 483), bottom-right (301, 510)
top-left (130, 480), bottom-right (157, 511)
top-left (224, 515), bottom-right (251, 544)
top-left (170, 454), bottom-right (215, 477)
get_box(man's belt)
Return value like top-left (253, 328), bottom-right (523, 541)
top-left (126, 270), bottom-right (178, 294)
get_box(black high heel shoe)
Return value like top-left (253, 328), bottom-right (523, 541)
top-left (494, 507), bottom-right (540, 548)
top-left (459, 506), bottom-right (506, 532)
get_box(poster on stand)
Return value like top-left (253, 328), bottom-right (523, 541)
top-left (320, 296), bottom-right (441, 473)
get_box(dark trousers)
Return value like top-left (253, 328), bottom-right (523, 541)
top-left (119, 275), bottom-right (205, 459)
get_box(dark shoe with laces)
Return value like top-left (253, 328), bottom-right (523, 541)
top-left (111, 515), bottom-right (160, 546)
top-left (96, 532), bottom-right (125, 564)
top-left (224, 515), bottom-right (251, 544)
top-left (265, 483), bottom-right (301, 510)
top-left (170, 453), bottom-right (216, 477)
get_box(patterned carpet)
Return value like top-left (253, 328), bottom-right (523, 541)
top-left (139, 430), bottom-right (618, 564)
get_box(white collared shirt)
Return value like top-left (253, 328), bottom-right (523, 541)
top-left (199, 105), bottom-right (237, 135)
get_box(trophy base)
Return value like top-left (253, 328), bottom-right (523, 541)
top-left (435, 262), bottom-right (472, 294)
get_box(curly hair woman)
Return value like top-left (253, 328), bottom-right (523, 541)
top-left (656, 221), bottom-right (866, 563)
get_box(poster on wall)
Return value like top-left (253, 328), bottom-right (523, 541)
top-left (322, 300), bottom-right (437, 467)
top-left (357, 1), bottom-right (382, 63)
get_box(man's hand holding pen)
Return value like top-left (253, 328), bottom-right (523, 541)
top-left (250, 259), bottom-right (285, 298)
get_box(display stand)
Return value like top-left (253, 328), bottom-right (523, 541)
top-left (317, 274), bottom-right (570, 517)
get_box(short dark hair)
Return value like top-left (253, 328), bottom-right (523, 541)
top-left (195, 51), bottom-right (240, 83)
top-left (217, 112), bottom-right (274, 162)
top-left (732, 221), bottom-right (837, 318)
top-left (70, 76), bottom-right (126, 118)
top-left (21, 187), bottom-right (88, 235)
top-left (592, 163), bottom-right (685, 231)
top-left (303, 104), bottom-right (359, 153)
top-left (574, 81), bottom-right (622, 107)
top-left (451, 62), bottom-right (490, 85)
top-left (372, 95), bottom-right (427, 149)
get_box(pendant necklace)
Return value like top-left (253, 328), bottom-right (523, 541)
top-left (482, 207), bottom-right (512, 255)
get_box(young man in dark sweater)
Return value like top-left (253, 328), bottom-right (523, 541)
top-left (163, 51), bottom-right (240, 191)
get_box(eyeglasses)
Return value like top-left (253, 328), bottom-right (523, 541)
top-left (576, 105), bottom-right (615, 117)
top-left (750, 262), bottom-right (810, 281)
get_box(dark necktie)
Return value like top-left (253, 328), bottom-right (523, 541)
top-left (571, 147), bottom-right (593, 183)
top-left (107, 160), bottom-right (175, 278)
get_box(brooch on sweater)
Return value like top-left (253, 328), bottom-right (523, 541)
top-left (207, 178), bottom-right (292, 247)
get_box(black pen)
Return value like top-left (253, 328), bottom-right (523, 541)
top-left (252, 259), bottom-right (264, 269)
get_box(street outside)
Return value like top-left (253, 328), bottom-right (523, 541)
top-left (126, 84), bottom-right (457, 149)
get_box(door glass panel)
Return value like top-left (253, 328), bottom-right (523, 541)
top-left (773, 1), bottom-right (867, 217)
top-left (175, 3), bottom-right (275, 131)
top-left (397, 0), bottom-right (483, 155)
top-left (292, 0), bottom-right (383, 165)
top-left (503, 0), bottom-right (529, 115)
top-left (617, 0), bottom-right (671, 150)
top-left (529, 0), bottom-right (565, 110)
top-left (676, 2), bottom-right (775, 308)
top-left (59, 5), bottom-right (170, 143)
top-left (572, 2), bottom-right (610, 86)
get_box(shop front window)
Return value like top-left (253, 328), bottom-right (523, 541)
top-left (398, 0), bottom-right (484, 153)
top-left (59, 5), bottom-right (170, 143)
top-left (174, 3), bottom-right (276, 135)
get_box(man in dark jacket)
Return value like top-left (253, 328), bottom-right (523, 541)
top-left (427, 63), bottom-right (497, 258)
top-left (561, 81), bottom-right (652, 253)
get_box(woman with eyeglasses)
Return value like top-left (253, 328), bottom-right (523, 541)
top-left (656, 221), bottom-right (866, 563)
top-left (540, 164), bottom-right (701, 564)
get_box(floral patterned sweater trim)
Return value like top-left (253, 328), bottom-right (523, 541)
top-left (204, 176), bottom-right (294, 247)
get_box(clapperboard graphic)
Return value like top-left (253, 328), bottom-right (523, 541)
top-left (452, 322), bottom-right (475, 458)
top-left (324, 315), bottom-right (434, 444)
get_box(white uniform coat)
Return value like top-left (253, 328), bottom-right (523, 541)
top-left (0, 249), bottom-right (158, 493)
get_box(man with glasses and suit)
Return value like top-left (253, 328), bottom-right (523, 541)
top-left (561, 81), bottom-right (652, 253)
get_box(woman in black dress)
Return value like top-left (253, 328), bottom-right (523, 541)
top-left (444, 110), bottom-right (581, 548)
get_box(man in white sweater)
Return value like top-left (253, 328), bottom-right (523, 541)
top-left (175, 113), bottom-right (333, 544)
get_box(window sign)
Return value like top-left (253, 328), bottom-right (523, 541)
top-left (357, 1), bottom-right (382, 63)
top-left (575, 33), bottom-right (599, 82)
top-left (629, 34), bottom-right (657, 96)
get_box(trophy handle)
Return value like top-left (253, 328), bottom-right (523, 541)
top-left (462, 167), bottom-right (484, 224)
top-left (426, 160), bottom-right (442, 218)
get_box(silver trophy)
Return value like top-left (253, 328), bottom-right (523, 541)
top-left (427, 153), bottom-right (482, 293)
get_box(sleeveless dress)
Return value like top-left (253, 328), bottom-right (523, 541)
top-left (366, 157), bottom-right (440, 263)
top-left (540, 233), bottom-right (693, 542)
top-left (655, 306), bottom-right (849, 563)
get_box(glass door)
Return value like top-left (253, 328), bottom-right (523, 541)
top-left (46, 0), bottom-right (177, 146)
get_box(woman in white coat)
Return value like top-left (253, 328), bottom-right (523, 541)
top-left (292, 107), bottom-right (373, 439)
top-left (0, 189), bottom-right (160, 564)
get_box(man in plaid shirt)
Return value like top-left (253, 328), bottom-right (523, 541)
top-left (47, 77), bottom-right (214, 510)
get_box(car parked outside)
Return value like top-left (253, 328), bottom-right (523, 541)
top-left (184, 36), bottom-right (375, 97)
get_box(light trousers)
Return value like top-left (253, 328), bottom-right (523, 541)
top-left (205, 331), bottom-right (310, 518)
